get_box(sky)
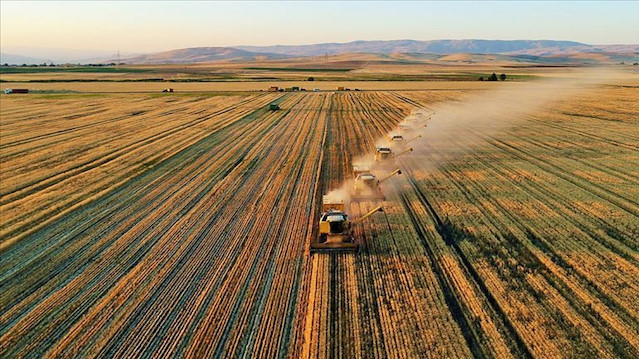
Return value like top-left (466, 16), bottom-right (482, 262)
top-left (1, 1), bottom-right (638, 56)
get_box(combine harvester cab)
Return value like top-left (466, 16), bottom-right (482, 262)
top-left (391, 134), bottom-right (404, 142)
top-left (311, 197), bottom-right (357, 253)
top-left (352, 164), bottom-right (371, 179)
top-left (390, 133), bottom-right (421, 150)
top-left (389, 134), bottom-right (405, 150)
top-left (311, 196), bottom-right (384, 253)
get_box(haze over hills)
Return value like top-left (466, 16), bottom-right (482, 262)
top-left (117, 41), bottom-right (637, 66)
top-left (0, 46), bottom-right (136, 65)
top-left (115, 40), bottom-right (638, 65)
top-left (0, 53), bottom-right (45, 65)
top-left (2, 40), bottom-right (637, 65)
top-left (120, 47), bottom-right (290, 64)
top-left (234, 39), bottom-right (639, 57)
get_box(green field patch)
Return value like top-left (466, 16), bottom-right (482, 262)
top-left (0, 66), bottom-right (151, 74)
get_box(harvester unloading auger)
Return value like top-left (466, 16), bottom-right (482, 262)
top-left (310, 197), bottom-right (384, 253)
top-left (405, 134), bottom-right (422, 145)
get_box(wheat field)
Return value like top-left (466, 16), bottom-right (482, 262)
top-left (1, 76), bottom-right (638, 357)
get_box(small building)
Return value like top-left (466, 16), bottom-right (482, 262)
top-left (337, 86), bottom-right (345, 91)
top-left (292, 86), bottom-right (300, 91)
top-left (269, 103), bottom-right (280, 111)
top-left (284, 87), bottom-right (293, 92)
top-left (268, 86), bottom-right (279, 92)
top-left (162, 88), bottom-right (174, 93)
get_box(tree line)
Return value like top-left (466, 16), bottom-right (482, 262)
top-left (479, 73), bottom-right (507, 81)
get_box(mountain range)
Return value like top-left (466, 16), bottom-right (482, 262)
top-left (2, 40), bottom-right (638, 65)
top-left (115, 40), bottom-right (639, 64)
top-left (120, 47), bottom-right (290, 64)
top-left (235, 39), bottom-right (613, 56)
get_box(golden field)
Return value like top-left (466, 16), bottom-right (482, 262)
top-left (1, 64), bottom-right (639, 357)
top-left (0, 80), bottom-right (517, 93)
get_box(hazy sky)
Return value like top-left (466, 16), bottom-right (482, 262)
top-left (1, 1), bottom-right (637, 54)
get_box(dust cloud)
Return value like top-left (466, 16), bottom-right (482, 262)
top-left (395, 68), bottom-right (627, 167)
top-left (324, 180), bottom-right (354, 206)
top-left (325, 68), bottom-right (626, 207)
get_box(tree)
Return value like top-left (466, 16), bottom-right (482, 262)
top-left (499, 73), bottom-right (507, 81)
top-left (307, 76), bottom-right (315, 81)
top-left (478, 76), bottom-right (484, 81)
top-left (488, 73), bottom-right (498, 81)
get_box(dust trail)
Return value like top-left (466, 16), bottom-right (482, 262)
top-left (328, 68), bottom-right (626, 204)
top-left (390, 68), bottom-right (627, 170)
top-left (324, 180), bottom-right (354, 205)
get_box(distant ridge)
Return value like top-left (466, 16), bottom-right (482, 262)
top-left (1, 53), bottom-right (47, 65)
top-left (3, 40), bottom-right (637, 65)
top-left (120, 47), bottom-right (290, 64)
top-left (234, 39), bottom-right (638, 57)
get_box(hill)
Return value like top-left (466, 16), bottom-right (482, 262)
top-left (4, 40), bottom-right (637, 66)
top-left (0, 53), bottom-right (47, 65)
top-left (235, 39), bottom-right (638, 57)
top-left (120, 47), bottom-right (290, 64)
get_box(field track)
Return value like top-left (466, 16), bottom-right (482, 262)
top-left (1, 86), bottom-right (638, 357)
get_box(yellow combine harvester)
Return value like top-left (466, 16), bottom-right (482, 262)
top-left (310, 196), bottom-right (383, 253)
top-left (352, 168), bottom-right (402, 201)
top-left (389, 134), bottom-right (405, 142)
top-left (389, 134), bottom-right (422, 150)
top-left (374, 146), bottom-right (413, 169)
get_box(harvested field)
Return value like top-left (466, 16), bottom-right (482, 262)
top-left (0, 80), bottom-right (512, 93)
top-left (1, 81), bottom-right (638, 357)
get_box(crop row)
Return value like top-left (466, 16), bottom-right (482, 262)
top-left (391, 87), bottom-right (639, 357)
